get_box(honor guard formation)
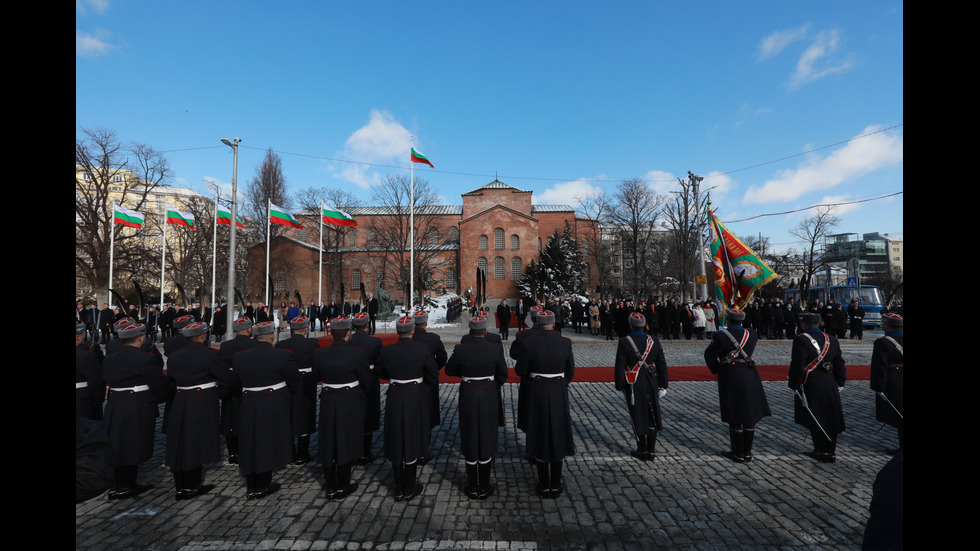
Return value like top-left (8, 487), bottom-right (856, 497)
top-left (75, 305), bottom-right (904, 514)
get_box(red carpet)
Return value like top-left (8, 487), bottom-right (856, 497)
top-left (438, 365), bottom-right (870, 384)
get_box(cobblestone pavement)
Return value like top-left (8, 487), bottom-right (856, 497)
top-left (77, 330), bottom-right (890, 550)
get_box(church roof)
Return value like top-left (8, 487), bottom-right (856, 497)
top-left (463, 179), bottom-right (527, 194)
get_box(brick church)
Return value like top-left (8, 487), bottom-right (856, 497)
top-left (247, 180), bottom-right (598, 308)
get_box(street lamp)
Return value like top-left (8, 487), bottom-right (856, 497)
top-left (689, 171), bottom-right (707, 302)
top-left (221, 137), bottom-right (241, 341)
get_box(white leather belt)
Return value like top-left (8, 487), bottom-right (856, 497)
top-left (177, 382), bottom-right (218, 391)
top-left (110, 385), bottom-right (150, 393)
top-left (390, 378), bottom-right (423, 385)
top-left (531, 372), bottom-right (563, 379)
top-left (322, 381), bottom-right (360, 390)
top-left (369, 364), bottom-right (375, 371)
top-left (298, 368), bottom-right (313, 373)
top-left (462, 376), bottom-right (494, 382)
top-left (243, 381), bottom-right (287, 392)
top-left (76, 382), bottom-right (88, 389)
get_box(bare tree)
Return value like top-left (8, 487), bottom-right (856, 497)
top-left (368, 174), bottom-right (455, 308)
top-left (243, 148), bottom-right (290, 243)
top-left (790, 206), bottom-right (840, 306)
top-left (294, 186), bottom-right (357, 302)
top-left (662, 176), bottom-right (708, 302)
top-left (575, 189), bottom-right (615, 298)
top-left (606, 178), bottom-right (667, 301)
top-left (76, 127), bottom-right (170, 305)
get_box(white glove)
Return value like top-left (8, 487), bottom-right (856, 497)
top-left (620, 390), bottom-right (626, 401)
top-left (838, 386), bottom-right (845, 393)
top-left (658, 388), bottom-right (667, 399)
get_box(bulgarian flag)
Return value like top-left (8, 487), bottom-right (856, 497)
top-left (708, 208), bottom-right (776, 323)
top-left (269, 203), bottom-right (302, 229)
top-left (113, 206), bottom-right (144, 229)
top-left (322, 205), bottom-right (356, 227)
top-left (166, 206), bottom-right (195, 231)
top-left (411, 147), bottom-right (434, 168)
top-left (216, 207), bottom-right (246, 229)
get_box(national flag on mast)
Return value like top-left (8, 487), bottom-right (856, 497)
top-left (166, 206), bottom-right (195, 230)
top-left (216, 207), bottom-right (246, 229)
top-left (707, 208), bottom-right (776, 319)
top-left (322, 205), bottom-right (356, 227)
top-left (411, 147), bottom-right (434, 168)
top-left (113, 206), bottom-right (144, 229)
top-left (269, 203), bottom-right (302, 229)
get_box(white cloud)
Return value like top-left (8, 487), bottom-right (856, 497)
top-left (533, 179), bottom-right (603, 205)
top-left (757, 25), bottom-right (809, 60)
top-left (76, 0), bottom-right (110, 16)
top-left (790, 29), bottom-right (855, 88)
top-left (337, 109), bottom-right (414, 189)
top-left (642, 170), bottom-right (677, 196)
top-left (76, 29), bottom-right (114, 58)
top-left (743, 126), bottom-right (903, 204)
top-left (701, 171), bottom-right (735, 199)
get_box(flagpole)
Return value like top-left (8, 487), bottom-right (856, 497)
top-left (211, 192), bottom-right (219, 325)
top-left (410, 136), bottom-right (415, 313)
top-left (265, 198), bottom-right (271, 307)
top-left (109, 201), bottom-right (117, 309)
top-left (160, 205), bottom-right (168, 318)
top-left (318, 198), bottom-right (324, 333)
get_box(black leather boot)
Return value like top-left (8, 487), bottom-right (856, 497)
top-left (477, 458), bottom-right (494, 499)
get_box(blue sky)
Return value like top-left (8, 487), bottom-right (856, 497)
top-left (76, 1), bottom-right (903, 252)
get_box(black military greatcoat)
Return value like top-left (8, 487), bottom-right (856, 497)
top-left (445, 336), bottom-right (508, 460)
top-left (704, 326), bottom-right (772, 426)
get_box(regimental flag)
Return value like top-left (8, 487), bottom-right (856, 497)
top-left (269, 203), bottom-right (302, 229)
top-left (322, 205), bottom-right (356, 227)
top-left (216, 207), bottom-right (246, 229)
top-left (411, 147), bottom-right (434, 168)
top-left (166, 206), bottom-right (195, 230)
top-left (113, 206), bottom-right (144, 229)
top-left (708, 208), bottom-right (776, 322)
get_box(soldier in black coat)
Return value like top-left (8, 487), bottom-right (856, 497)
top-left (76, 322), bottom-right (105, 420)
top-left (871, 313), bottom-right (903, 452)
top-left (445, 315), bottom-right (509, 499)
top-left (788, 312), bottom-right (847, 463)
top-left (102, 323), bottom-right (168, 499)
top-left (510, 307), bottom-right (541, 433)
top-left (412, 311), bottom-right (447, 433)
top-left (312, 317), bottom-right (373, 500)
top-left (514, 310), bottom-right (575, 498)
top-left (350, 312), bottom-right (383, 464)
top-left (276, 316), bottom-right (320, 465)
top-left (378, 317), bottom-right (439, 501)
top-left (218, 318), bottom-right (257, 464)
top-left (704, 308), bottom-right (771, 463)
top-left (233, 321), bottom-right (300, 499)
top-left (165, 322), bottom-right (235, 500)
top-left (614, 312), bottom-right (668, 461)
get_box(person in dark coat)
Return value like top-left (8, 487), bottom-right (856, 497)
top-left (378, 316), bottom-right (439, 501)
top-left (312, 317), bottom-right (372, 500)
top-left (76, 322), bottom-right (105, 420)
top-left (165, 321), bottom-right (235, 500)
top-left (510, 307), bottom-right (541, 434)
top-left (788, 312), bottom-right (847, 463)
top-left (871, 313), bottom-right (903, 452)
top-left (276, 316), bottom-right (320, 465)
top-left (102, 323), bottom-right (168, 499)
top-left (614, 312), bottom-right (668, 461)
top-left (862, 449), bottom-right (903, 550)
top-left (514, 310), bottom-right (575, 498)
top-left (445, 315), bottom-right (509, 499)
top-left (218, 318), bottom-right (257, 464)
top-left (367, 292), bottom-right (380, 334)
top-left (412, 310), bottom-right (447, 434)
top-left (680, 303), bottom-right (694, 340)
top-left (233, 321), bottom-right (300, 499)
top-left (350, 312), bottom-right (383, 464)
top-left (496, 299), bottom-right (512, 341)
top-left (704, 308), bottom-right (771, 463)
top-left (847, 299), bottom-right (866, 340)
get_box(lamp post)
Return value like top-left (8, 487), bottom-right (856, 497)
top-left (689, 171), bottom-right (707, 302)
top-left (221, 137), bottom-right (241, 341)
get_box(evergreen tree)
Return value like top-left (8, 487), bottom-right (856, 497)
top-left (517, 222), bottom-right (587, 300)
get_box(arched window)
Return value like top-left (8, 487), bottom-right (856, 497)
top-left (448, 227), bottom-right (459, 243)
top-left (512, 257), bottom-right (522, 280)
top-left (494, 256), bottom-right (505, 279)
top-left (275, 270), bottom-right (286, 293)
top-left (445, 268), bottom-right (456, 289)
top-left (367, 231), bottom-right (377, 247)
top-left (511, 234), bottom-right (520, 250)
top-left (347, 229), bottom-right (357, 247)
top-left (480, 235), bottom-right (488, 250)
top-left (428, 228), bottom-right (439, 247)
top-left (494, 228), bottom-right (504, 250)
top-left (352, 269), bottom-right (361, 289)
